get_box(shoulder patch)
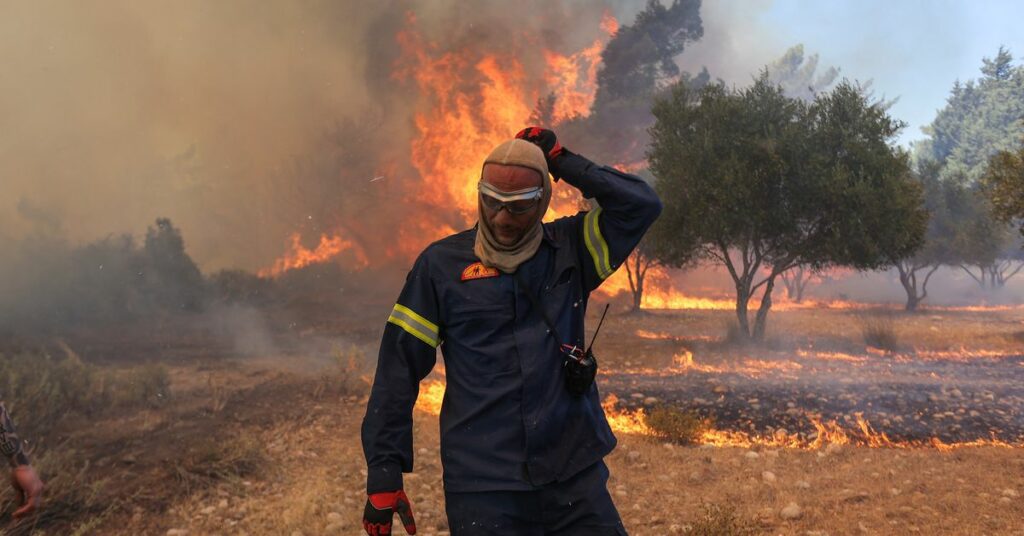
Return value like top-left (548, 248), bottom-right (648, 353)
top-left (461, 262), bottom-right (500, 281)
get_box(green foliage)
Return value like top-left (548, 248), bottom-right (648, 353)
top-left (648, 75), bottom-right (925, 339)
top-left (983, 145), bottom-right (1024, 237)
top-left (595, 0), bottom-right (703, 107)
top-left (908, 47), bottom-right (1024, 292)
top-left (558, 0), bottom-right (705, 168)
top-left (643, 405), bottom-right (709, 445)
top-left (915, 47), bottom-right (1024, 184)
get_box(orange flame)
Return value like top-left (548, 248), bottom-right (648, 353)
top-left (413, 378), bottom-right (1020, 449)
top-left (394, 11), bottom-right (617, 226)
top-left (261, 11), bottom-right (620, 276)
top-left (258, 233), bottom-right (368, 278)
top-left (543, 12), bottom-right (616, 122)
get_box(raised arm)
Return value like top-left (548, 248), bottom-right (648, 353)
top-left (515, 127), bottom-right (662, 291)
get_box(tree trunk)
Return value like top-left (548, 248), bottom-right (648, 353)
top-left (896, 262), bottom-right (938, 311)
top-left (625, 251), bottom-right (649, 314)
top-left (897, 265), bottom-right (919, 311)
top-left (752, 275), bottom-right (777, 341)
top-left (780, 265), bottom-right (810, 303)
top-left (734, 286), bottom-right (751, 341)
top-left (631, 270), bottom-right (645, 312)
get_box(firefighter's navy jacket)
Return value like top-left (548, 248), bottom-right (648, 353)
top-left (361, 153), bottom-right (662, 493)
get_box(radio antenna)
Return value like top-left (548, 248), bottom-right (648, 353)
top-left (587, 304), bottom-right (611, 351)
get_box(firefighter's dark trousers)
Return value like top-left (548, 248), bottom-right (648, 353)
top-left (444, 461), bottom-right (627, 535)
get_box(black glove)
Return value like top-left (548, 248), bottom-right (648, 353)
top-left (363, 490), bottom-right (417, 535)
top-left (515, 126), bottom-right (571, 178)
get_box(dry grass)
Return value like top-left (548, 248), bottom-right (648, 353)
top-left (859, 313), bottom-right (900, 352)
top-left (0, 352), bottom-right (170, 434)
top-left (171, 433), bottom-right (267, 495)
top-left (687, 503), bottom-right (761, 535)
top-left (313, 345), bottom-right (372, 400)
top-left (644, 405), bottom-right (709, 445)
top-left (0, 445), bottom-right (115, 536)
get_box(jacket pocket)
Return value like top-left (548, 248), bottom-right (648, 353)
top-left (445, 303), bottom-right (518, 377)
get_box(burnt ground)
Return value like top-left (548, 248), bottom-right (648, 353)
top-left (604, 352), bottom-right (1024, 444)
top-left (593, 306), bottom-right (1024, 447)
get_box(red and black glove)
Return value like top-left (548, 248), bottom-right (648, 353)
top-left (363, 490), bottom-right (417, 535)
top-left (515, 126), bottom-right (566, 161)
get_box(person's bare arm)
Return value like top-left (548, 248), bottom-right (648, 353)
top-left (1, 402), bottom-right (43, 519)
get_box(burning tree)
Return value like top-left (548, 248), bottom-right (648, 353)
top-left (648, 76), bottom-right (925, 341)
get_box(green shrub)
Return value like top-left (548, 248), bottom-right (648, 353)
top-left (643, 405), bottom-right (709, 445)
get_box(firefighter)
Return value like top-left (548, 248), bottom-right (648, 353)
top-left (1, 402), bottom-right (44, 519)
top-left (361, 127), bottom-right (661, 535)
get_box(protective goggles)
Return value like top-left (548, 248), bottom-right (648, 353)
top-left (477, 182), bottom-right (543, 215)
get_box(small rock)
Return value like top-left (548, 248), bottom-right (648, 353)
top-left (218, 499), bottom-right (229, 509)
top-left (780, 502), bottom-right (803, 520)
top-left (795, 480), bottom-right (811, 489)
top-left (630, 392), bottom-right (645, 399)
top-left (200, 505), bottom-right (216, 515)
top-left (842, 491), bottom-right (870, 503)
top-left (627, 451), bottom-right (641, 461)
top-left (762, 471), bottom-right (777, 484)
top-left (326, 512), bottom-right (343, 523)
top-left (643, 396), bottom-right (659, 406)
top-left (1001, 488), bottom-right (1019, 498)
top-left (744, 451), bottom-right (761, 460)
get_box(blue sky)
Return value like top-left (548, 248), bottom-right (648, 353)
top-left (673, 0), bottom-right (1024, 147)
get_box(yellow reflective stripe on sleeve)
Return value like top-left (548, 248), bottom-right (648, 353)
top-left (583, 208), bottom-right (614, 279)
top-left (388, 303), bottom-right (439, 348)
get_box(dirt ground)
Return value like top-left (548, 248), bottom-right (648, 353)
top-left (3, 306), bottom-right (1024, 535)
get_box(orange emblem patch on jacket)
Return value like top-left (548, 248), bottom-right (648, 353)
top-left (461, 262), bottom-right (500, 281)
